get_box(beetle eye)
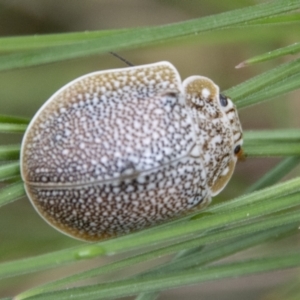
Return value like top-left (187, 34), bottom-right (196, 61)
top-left (219, 94), bottom-right (228, 107)
top-left (234, 145), bottom-right (241, 155)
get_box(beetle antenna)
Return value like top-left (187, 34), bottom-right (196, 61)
top-left (110, 52), bottom-right (134, 66)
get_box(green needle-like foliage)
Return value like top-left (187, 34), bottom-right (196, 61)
top-left (1, 1), bottom-right (300, 300)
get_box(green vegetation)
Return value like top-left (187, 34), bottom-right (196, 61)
top-left (1, 1), bottom-right (300, 299)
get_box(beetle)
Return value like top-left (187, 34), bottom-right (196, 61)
top-left (20, 61), bottom-right (243, 241)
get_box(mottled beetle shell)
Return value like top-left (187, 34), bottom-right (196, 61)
top-left (21, 62), bottom-right (243, 241)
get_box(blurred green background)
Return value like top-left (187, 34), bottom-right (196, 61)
top-left (0, 0), bottom-right (300, 299)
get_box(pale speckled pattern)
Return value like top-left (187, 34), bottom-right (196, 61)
top-left (21, 62), bottom-right (243, 241)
